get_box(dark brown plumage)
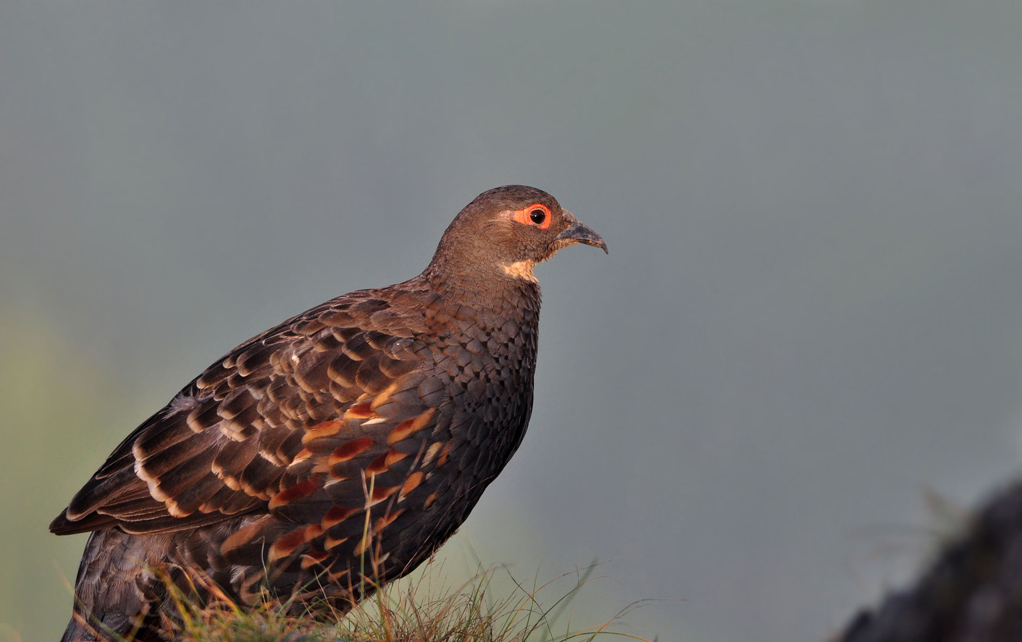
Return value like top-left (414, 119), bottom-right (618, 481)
top-left (51, 185), bottom-right (606, 642)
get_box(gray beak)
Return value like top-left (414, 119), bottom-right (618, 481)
top-left (555, 214), bottom-right (608, 254)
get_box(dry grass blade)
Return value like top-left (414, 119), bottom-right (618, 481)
top-left (142, 560), bottom-right (654, 642)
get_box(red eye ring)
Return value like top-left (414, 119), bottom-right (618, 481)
top-left (509, 203), bottom-right (552, 229)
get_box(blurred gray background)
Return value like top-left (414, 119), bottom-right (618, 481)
top-left (3, 1), bottom-right (1022, 641)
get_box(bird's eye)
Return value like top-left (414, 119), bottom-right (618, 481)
top-left (508, 203), bottom-right (552, 229)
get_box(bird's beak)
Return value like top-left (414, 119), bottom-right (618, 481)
top-left (555, 212), bottom-right (608, 254)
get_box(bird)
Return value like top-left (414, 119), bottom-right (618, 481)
top-left (51, 185), bottom-right (607, 642)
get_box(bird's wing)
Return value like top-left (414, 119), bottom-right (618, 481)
top-left (50, 289), bottom-right (447, 538)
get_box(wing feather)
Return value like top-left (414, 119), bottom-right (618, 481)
top-left (51, 288), bottom-right (442, 544)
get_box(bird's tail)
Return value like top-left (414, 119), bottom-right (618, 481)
top-left (59, 612), bottom-right (117, 642)
top-left (58, 529), bottom-right (167, 642)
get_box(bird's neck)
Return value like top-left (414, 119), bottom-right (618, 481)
top-left (422, 265), bottom-right (542, 322)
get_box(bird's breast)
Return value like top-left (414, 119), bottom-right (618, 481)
top-left (419, 301), bottom-right (539, 478)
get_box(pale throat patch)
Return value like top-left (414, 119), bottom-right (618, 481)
top-left (501, 259), bottom-right (538, 282)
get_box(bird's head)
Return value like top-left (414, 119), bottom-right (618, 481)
top-left (428, 185), bottom-right (607, 285)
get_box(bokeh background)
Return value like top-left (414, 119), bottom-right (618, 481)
top-left (3, 2), bottom-right (1022, 641)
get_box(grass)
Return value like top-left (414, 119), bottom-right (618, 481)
top-left (76, 559), bottom-right (654, 642)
